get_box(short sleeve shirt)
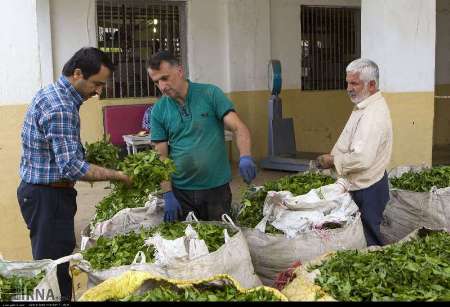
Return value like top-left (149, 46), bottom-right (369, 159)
top-left (151, 80), bottom-right (234, 190)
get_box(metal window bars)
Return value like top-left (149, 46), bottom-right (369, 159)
top-left (300, 5), bottom-right (361, 91)
top-left (96, 0), bottom-right (186, 98)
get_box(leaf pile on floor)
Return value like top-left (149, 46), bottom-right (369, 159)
top-left (82, 222), bottom-right (237, 270)
top-left (237, 173), bottom-right (335, 234)
top-left (309, 231), bottom-right (450, 301)
top-left (0, 271), bottom-right (45, 301)
top-left (92, 150), bottom-right (175, 224)
top-left (390, 166), bottom-right (450, 192)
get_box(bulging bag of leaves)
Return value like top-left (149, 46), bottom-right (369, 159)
top-left (79, 271), bottom-right (286, 302)
top-left (381, 165), bottom-right (450, 244)
top-left (237, 174), bottom-right (366, 286)
top-left (281, 228), bottom-right (450, 302)
top-left (241, 214), bottom-right (365, 286)
top-left (0, 254), bottom-right (81, 301)
top-left (72, 213), bottom-right (261, 299)
top-left (81, 193), bottom-right (164, 247)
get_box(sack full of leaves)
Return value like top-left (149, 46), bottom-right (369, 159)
top-left (235, 173), bottom-right (366, 286)
top-left (81, 194), bottom-right (165, 249)
top-left (282, 228), bottom-right (450, 302)
top-left (0, 254), bottom-right (81, 302)
top-left (237, 172), bottom-right (337, 233)
top-left (72, 213), bottom-right (261, 298)
top-left (79, 271), bottom-right (287, 302)
top-left (381, 165), bottom-right (450, 245)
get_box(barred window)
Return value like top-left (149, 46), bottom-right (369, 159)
top-left (96, 0), bottom-right (187, 98)
top-left (301, 6), bottom-right (361, 91)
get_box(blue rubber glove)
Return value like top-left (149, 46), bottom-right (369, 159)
top-left (239, 156), bottom-right (257, 184)
top-left (163, 191), bottom-right (182, 222)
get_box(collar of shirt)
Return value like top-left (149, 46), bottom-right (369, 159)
top-left (166, 79), bottom-right (192, 107)
top-left (57, 75), bottom-right (84, 108)
top-left (355, 91), bottom-right (382, 110)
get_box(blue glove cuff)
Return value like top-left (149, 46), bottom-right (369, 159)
top-left (239, 155), bottom-right (254, 162)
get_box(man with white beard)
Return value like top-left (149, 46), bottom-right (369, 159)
top-left (316, 58), bottom-right (393, 246)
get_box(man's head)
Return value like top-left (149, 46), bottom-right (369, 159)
top-left (62, 47), bottom-right (114, 100)
top-left (148, 51), bottom-right (185, 100)
top-left (345, 58), bottom-right (379, 104)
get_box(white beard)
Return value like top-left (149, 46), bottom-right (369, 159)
top-left (348, 84), bottom-right (370, 104)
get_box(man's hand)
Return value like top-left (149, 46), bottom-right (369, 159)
top-left (239, 156), bottom-right (257, 184)
top-left (116, 171), bottom-right (133, 187)
top-left (163, 191), bottom-right (182, 222)
top-left (317, 154), bottom-right (334, 169)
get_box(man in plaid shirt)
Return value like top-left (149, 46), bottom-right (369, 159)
top-left (17, 47), bottom-right (132, 301)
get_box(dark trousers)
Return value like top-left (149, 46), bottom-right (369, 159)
top-left (172, 183), bottom-right (232, 221)
top-left (17, 181), bottom-right (77, 301)
top-left (350, 172), bottom-right (389, 247)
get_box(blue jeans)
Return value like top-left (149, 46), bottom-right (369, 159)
top-left (350, 172), bottom-right (389, 246)
top-left (17, 181), bottom-right (77, 301)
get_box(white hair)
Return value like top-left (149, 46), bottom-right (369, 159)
top-left (346, 58), bottom-right (379, 89)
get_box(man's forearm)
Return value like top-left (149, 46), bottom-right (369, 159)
top-left (233, 126), bottom-right (252, 157)
top-left (79, 164), bottom-right (125, 182)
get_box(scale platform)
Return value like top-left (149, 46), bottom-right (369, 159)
top-left (260, 152), bottom-right (323, 172)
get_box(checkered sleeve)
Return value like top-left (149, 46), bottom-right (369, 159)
top-left (41, 105), bottom-right (90, 180)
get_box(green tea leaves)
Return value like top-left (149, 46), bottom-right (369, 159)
top-left (309, 231), bottom-right (450, 301)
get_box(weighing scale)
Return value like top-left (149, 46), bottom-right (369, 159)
top-left (260, 60), bottom-right (318, 172)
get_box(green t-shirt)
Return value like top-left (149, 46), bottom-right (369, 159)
top-left (151, 80), bottom-right (234, 190)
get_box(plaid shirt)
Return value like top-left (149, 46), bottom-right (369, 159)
top-left (19, 76), bottom-right (90, 184)
top-left (142, 105), bottom-right (153, 130)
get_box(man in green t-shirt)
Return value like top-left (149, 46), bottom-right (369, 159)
top-left (148, 51), bottom-right (256, 222)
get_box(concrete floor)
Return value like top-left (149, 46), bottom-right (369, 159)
top-left (74, 166), bottom-right (291, 250)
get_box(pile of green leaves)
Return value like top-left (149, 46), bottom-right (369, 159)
top-left (119, 284), bottom-right (281, 302)
top-left (92, 189), bottom-right (149, 225)
top-left (0, 272), bottom-right (45, 301)
top-left (390, 166), bottom-right (450, 192)
top-left (309, 231), bottom-right (450, 301)
top-left (85, 136), bottom-right (120, 169)
top-left (116, 150), bottom-right (175, 193)
top-left (237, 173), bottom-right (335, 234)
top-left (92, 150), bottom-right (175, 224)
top-left (82, 222), bottom-right (237, 270)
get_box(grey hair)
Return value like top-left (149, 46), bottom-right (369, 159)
top-left (346, 58), bottom-right (379, 89)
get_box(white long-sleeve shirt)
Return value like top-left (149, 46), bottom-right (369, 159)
top-left (331, 91), bottom-right (393, 191)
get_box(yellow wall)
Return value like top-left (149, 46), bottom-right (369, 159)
top-left (0, 97), bottom-right (155, 260)
top-left (433, 84), bottom-right (450, 145)
top-left (384, 92), bottom-right (434, 168)
top-left (0, 104), bottom-right (32, 259)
